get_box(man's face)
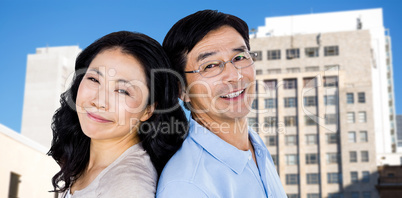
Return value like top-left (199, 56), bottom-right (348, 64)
top-left (183, 25), bottom-right (256, 123)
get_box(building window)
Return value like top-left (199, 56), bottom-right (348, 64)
top-left (361, 151), bottom-right (369, 162)
top-left (347, 93), bottom-right (354, 104)
top-left (286, 48), bottom-right (300, 59)
top-left (347, 112), bottom-right (355, 123)
top-left (324, 46), bottom-right (339, 56)
top-left (307, 194), bottom-right (320, 198)
top-left (358, 92), bottom-right (366, 103)
top-left (326, 133), bottom-right (338, 144)
top-left (248, 117), bottom-right (257, 127)
top-left (251, 100), bottom-right (257, 109)
top-left (325, 64), bottom-right (339, 71)
top-left (360, 131), bottom-right (368, 142)
top-left (348, 131), bottom-right (356, 143)
top-left (327, 172), bottom-right (341, 183)
top-left (326, 153), bottom-right (339, 164)
top-left (306, 134), bottom-right (317, 145)
top-left (264, 117), bottom-right (276, 128)
top-left (268, 69), bottom-right (281, 74)
top-left (265, 98), bottom-right (276, 109)
top-left (358, 111), bottom-right (367, 123)
top-left (284, 97), bottom-right (297, 108)
top-left (304, 96), bottom-right (317, 107)
top-left (351, 192), bottom-right (359, 198)
top-left (303, 77), bottom-right (317, 88)
top-left (264, 80), bottom-right (277, 90)
top-left (307, 173), bottom-right (319, 184)
top-left (306, 66), bottom-right (320, 72)
top-left (265, 136), bottom-right (277, 146)
top-left (267, 49), bottom-right (281, 60)
top-left (286, 174), bottom-right (299, 185)
top-left (251, 51), bottom-right (262, 61)
top-left (324, 95), bottom-right (337, 105)
top-left (350, 151), bottom-right (357, 162)
top-left (287, 67), bottom-right (300, 73)
top-left (284, 116), bottom-right (297, 127)
top-left (325, 114), bottom-right (337, 125)
top-left (305, 116), bottom-right (317, 126)
top-left (8, 172), bottom-right (20, 198)
top-left (285, 135), bottom-right (298, 146)
top-left (284, 79), bottom-right (297, 89)
top-left (323, 76), bottom-right (338, 87)
top-left (305, 47), bottom-right (319, 57)
top-left (362, 192), bottom-right (371, 198)
top-left (286, 154), bottom-right (298, 165)
top-left (288, 194), bottom-right (299, 198)
top-left (256, 69), bottom-right (263, 75)
top-left (306, 153), bottom-right (319, 164)
top-left (328, 193), bottom-right (342, 198)
top-left (351, 171), bottom-right (358, 183)
top-left (271, 155), bottom-right (278, 165)
top-left (362, 171), bottom-right (370, 183)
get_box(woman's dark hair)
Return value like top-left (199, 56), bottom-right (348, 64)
top-left (47, 31), bottom-right (188, 192)
top-left (162, 9), bottom-right (250, 86)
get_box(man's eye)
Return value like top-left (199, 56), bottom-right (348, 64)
top-left (202, 63), bottom-right (220, 71)
top-left (233, 55), bottom-right (246, 62)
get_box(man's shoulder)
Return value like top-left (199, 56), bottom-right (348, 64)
top-left (159, 136), bottom-right (204, 181)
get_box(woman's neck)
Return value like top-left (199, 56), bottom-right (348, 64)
top-left (88, 132), bottom-right (140, 170)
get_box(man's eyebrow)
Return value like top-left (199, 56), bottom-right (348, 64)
top-left (197, 52), bottom-right (216, 62)
top-left (196, 46), bottom-right (248, 62)
top-left (233, 46), bottom-right (247, 52)
top-left (88, 68), bottom-right (104, 77)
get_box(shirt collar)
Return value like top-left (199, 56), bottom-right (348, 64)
top-left (188, 118), bottom-right (251, 174)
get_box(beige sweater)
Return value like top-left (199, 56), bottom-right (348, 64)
top-left (62, 143), bottom-right (157, 198)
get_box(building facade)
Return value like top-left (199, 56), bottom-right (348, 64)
top-left (376, 165), bottom-right (402, 197)
top-left (397, 115), bottom-right (402, 151)
top-left (248, 8), bottom-right (396, 198)
top-left (21, 46), bottom-right (81, 149)
top-left (0, 123), bottom-right (59, 198)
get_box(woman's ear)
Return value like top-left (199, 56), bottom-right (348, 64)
top-left (140, 103), bottom-right (156, 122)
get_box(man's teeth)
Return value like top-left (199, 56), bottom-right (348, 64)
top-left (221, 90), bottom-right (244, 98)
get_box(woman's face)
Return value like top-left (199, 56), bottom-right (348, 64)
top-left (76, 48), bottom-right (153, 141)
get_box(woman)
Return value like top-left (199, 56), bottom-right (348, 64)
top-left (47, 31), bottom-right (188, 197)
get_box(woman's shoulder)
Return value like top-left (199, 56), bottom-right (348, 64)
top-left (106, 143), bottom-right (157, 179)
top-left (96, 144), bottom-right (158, 196)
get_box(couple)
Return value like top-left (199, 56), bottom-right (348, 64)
top-left (48, 10), bottom-right (286, 197)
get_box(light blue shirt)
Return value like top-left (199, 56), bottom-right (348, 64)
top-left (156, 118), bottom-right (287, 198)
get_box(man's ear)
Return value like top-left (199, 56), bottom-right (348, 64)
top-left (140, 103), bottom-right (156, 122)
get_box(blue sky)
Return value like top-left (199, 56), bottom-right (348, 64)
top-left (0, 0), bottom-right (401, 132)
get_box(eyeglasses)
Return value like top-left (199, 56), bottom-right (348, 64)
top-left (185, 51), bottom-right (257, 78)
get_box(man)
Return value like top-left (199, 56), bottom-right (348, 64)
top-left (156, 10), bottom-right (286, 197)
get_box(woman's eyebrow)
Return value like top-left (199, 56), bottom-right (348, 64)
top-left (88, 68), bottom-right (104, 77)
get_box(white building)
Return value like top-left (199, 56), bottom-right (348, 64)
top-left (248, 8), bottom-right (398, 198)
top-left (253, 8), bottom-right (397, 157)
top-left (0, 123), bottom-right (59, 198)
top-left (21, 46), bottom-right (81, 149)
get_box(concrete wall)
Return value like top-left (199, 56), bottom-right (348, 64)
top-left (0, 124), bottom-right (59, 198)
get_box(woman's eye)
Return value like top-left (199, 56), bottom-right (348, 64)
top-left (116, 89), bottom-right (130, 96)
top-left (88, 77), bottom-right (99, 83)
